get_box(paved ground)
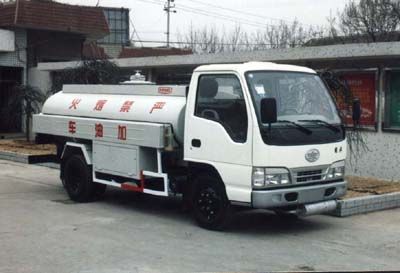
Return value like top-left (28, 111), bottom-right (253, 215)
top-left (0, 159), bottom-right (399, 273)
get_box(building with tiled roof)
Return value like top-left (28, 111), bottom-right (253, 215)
top-left (0, 0), bottom-right (109, 38)
top-left (0, 0), bottom-right (109, 134)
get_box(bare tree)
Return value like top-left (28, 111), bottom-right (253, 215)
top-left (177, 20), bottom-right (326, 54)
top-left (334, 0), bottom-right (400, 42)
top-left (177, 24), bottom-right (226, 53)
top-left (263, 20), bottom-right (325, 48)
top-left (388, 0), bottom-right (400, 18)
top-left (226, 25), bottom-right (242, 52)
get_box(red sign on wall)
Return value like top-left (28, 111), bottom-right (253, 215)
top-left (338, 73), bottom-right (376, 126)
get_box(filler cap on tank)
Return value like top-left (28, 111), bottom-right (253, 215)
top-left (120, 71), bottom-right (155, 85)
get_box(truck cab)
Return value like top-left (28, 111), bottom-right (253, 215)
top-left (184, 62), bottom-right (347, 228)
top-left (34, 62), bottom-right (348, 230)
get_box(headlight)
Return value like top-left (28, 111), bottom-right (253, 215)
top-left (252, 167), bottom-right (291, 189)
top-left (327, 160), bottom-right (345, 179)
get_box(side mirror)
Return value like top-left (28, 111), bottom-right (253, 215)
top-left (352, 98), bottom-right (361, 123)
top-left (261, 98), bottom-right (277, 124)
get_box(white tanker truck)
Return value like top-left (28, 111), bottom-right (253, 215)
top-left (33, 62), bottom-right (356, 230)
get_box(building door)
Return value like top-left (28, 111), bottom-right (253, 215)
top-left (0, 67), bottom-right (22, 133)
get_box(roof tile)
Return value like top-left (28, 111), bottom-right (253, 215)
top-left (118, 47), bottom-right (193, 58)
top-left (0, 0), bottom-right (109, 38)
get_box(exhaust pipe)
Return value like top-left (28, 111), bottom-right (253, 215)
top-left (297, 200), bottom-right (337, 216)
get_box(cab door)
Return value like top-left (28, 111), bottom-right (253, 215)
top-left (184, 72), bottom-right (253, 202)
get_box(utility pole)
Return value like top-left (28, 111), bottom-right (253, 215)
top-left (164, 0), bottom-right (176, 48)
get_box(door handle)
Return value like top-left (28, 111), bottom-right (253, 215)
top-left (191, 139), bottom-right (201, 148)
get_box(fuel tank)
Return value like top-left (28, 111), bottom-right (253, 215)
top-left (41, 84), bottom-right (187, 142)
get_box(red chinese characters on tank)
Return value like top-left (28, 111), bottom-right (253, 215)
top-left (120, 101), bottom-right (134, 112)
top-left (68, 121), bottom-right (76, 134)
top-left (93, 100), bottom-right (108, 111)
top-left (95, 123), bottom-right (103, 138)
top-left (69, 99), bottom-right (81, 110)
top-left (150, 102), bottom-right (166, 114)
top-left (118, 125), bottom-right (127, 140)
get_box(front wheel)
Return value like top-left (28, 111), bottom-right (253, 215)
top-left (192, 175), bottom-right (232, 231)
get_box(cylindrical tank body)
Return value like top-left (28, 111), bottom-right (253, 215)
top-left (42, 85), bottom-right (187, 143)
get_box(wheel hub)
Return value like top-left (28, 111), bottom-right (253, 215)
top-left (197, 187), bottom-right (222, 222)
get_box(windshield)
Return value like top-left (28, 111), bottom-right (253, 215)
top-left (246, 71), bottom-right (344, 146)
top-left (246, 71), bottom-right (341, 126)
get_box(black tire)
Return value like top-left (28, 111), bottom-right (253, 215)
top-left (62, 154), bottom-right (96, 202)
top-left (192, 175), bottom-right (232, 231)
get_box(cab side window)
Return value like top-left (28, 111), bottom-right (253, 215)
top-left (195, 74), bottom-right (248, 143)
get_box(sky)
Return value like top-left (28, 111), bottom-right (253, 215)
top-left (56, 0), bottom-right (351, 46)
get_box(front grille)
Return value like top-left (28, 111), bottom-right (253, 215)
top-left (295, 169), bottom-right (323, 183)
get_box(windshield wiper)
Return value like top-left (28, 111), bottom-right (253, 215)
top-left (298, 119), bottom-right (340, 133)
top-left (276, 120), bottom-right (312, 135)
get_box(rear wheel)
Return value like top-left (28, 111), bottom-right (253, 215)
top-left (192, 175), bottom-right (232, 231)
top-left (62, 154), bottom-right (99, 202)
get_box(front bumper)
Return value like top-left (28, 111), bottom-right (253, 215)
top-left (252, 180), bottom-right (347, 209)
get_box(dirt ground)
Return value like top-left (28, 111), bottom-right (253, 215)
top-left (344, 176), bottom-right (400, 199)
top-left (0, 139), bottom-right (56, 155)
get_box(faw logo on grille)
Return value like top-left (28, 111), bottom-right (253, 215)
top-left (158, 87), bottom-right (172, 94)
top-left (305, 149), bottom-right (320, 163)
